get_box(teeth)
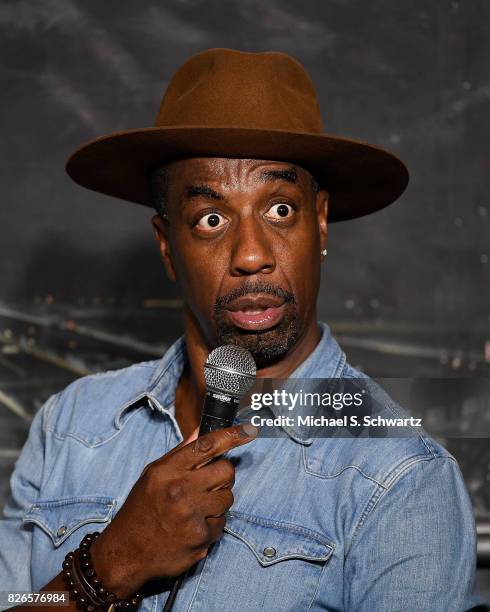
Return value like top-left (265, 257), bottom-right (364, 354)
top-left (242, 308), bottom-right (267, 314)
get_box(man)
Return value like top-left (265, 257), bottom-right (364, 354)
top-left (0, 48), bottom-right (484, 611)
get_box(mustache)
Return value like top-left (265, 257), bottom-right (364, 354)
top-left (214, 280), bottom-right (296, 310)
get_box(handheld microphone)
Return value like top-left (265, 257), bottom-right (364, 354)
top-left (163, 346), bottom-right (257, 612)
top-left (199, 344), bottom-right (257, 435)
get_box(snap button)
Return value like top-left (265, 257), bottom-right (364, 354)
top-left (57, 526), bottom-right (67, 537)
top-left (263, 546), bottom-right (276, 558)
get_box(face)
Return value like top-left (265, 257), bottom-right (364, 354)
top-left (152, 158), bottom-right (328, 368)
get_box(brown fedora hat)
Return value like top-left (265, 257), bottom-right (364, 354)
top-left (66, 48), bottom-right (409, 222)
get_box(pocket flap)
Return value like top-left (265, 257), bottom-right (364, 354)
top-left (224, 511), bottom-right (334, 566)
top-left (23, 496), bottom-right (116, 547)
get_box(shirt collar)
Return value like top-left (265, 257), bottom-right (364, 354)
top-left (142, 321), bottom-right (346, 444)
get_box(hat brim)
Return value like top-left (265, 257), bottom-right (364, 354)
top-left (65, 126), bottom-right (409, 222)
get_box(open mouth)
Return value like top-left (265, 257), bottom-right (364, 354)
top-left (224, 295), bottom-right (286, 331)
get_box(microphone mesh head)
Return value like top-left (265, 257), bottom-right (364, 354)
top-left (204, 345), bottom-right (257, 397)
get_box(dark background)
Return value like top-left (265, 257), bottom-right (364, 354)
top-left (1, 0), bottom-right (489, 599)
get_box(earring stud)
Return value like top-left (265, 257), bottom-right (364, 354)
top-left (321, 249), bottom-right (328, 256)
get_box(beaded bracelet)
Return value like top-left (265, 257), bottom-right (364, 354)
top-left (61, 532), bottom-right (143, 611)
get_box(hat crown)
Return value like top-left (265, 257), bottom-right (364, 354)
top-left (156, 48), bottom-right (324, 133)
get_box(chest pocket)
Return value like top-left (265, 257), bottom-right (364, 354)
top-left (23, 496), bottom-right (116, 547)
top-left (196, 511), bottom-right (335, 612)
top-left (223, 511), bottom-right (333, 565)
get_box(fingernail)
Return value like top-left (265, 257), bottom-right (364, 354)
top-left (240, 423), bottom-right (259, 438)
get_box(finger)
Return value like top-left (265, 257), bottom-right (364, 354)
top-left (141, 436), bottom-right (190, 475)
top-left (177, 424), bottom-right (258, 470)
top-left (206, 515), bottom-right (227, 544)
top-left (196, 458), bottom-right (235, 491)
top-left (161, 437), bottom-right (191, 460)
top-left (202, 489), bottom-right (234, 518)
top-left (188, 516), bottom-right (226, 551)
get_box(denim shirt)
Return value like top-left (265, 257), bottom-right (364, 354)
top-left (0, 322), bottom-right (483, 611)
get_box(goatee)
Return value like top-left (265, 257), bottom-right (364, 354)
top-left (213, 281), bottom-right (300, 368)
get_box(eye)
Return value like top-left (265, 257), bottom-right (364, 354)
top-left (265, 202), bottom-right (295, 220)
top-left (195, 212), bottom-right (228, 231)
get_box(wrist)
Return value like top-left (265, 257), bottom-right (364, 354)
top-left (61, 532), bottom-right (144, 611)
top-left (90, 532), bottom-right (141, 600)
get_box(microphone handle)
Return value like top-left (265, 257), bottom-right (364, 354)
top-left (198, 390), bottom-right (241, 435)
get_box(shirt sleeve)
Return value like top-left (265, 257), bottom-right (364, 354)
top-left (0, 394), bottom-right (58, 594)
top-left (344, 455), bottom-right (485, 612)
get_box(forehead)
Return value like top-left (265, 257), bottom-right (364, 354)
top-left (164, 157), bottom-right (312, 188)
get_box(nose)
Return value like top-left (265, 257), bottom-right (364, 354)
top-left (229, 216), bottom-right (275, 277)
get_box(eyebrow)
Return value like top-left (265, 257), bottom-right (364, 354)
top-left (184, 167), bottom-right (298, 202)
top-left (185, 184), bottom-right (223, 200)
top-left (259, 167), bottom-right (298, 185)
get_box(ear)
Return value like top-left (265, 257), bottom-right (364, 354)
top-left (315, 189), bottom-right (329, 251)
top-left (151, 214), bottom-right (177, 282)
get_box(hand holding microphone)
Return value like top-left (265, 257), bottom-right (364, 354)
top-left (89, 345), bottom-right (257, 600)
